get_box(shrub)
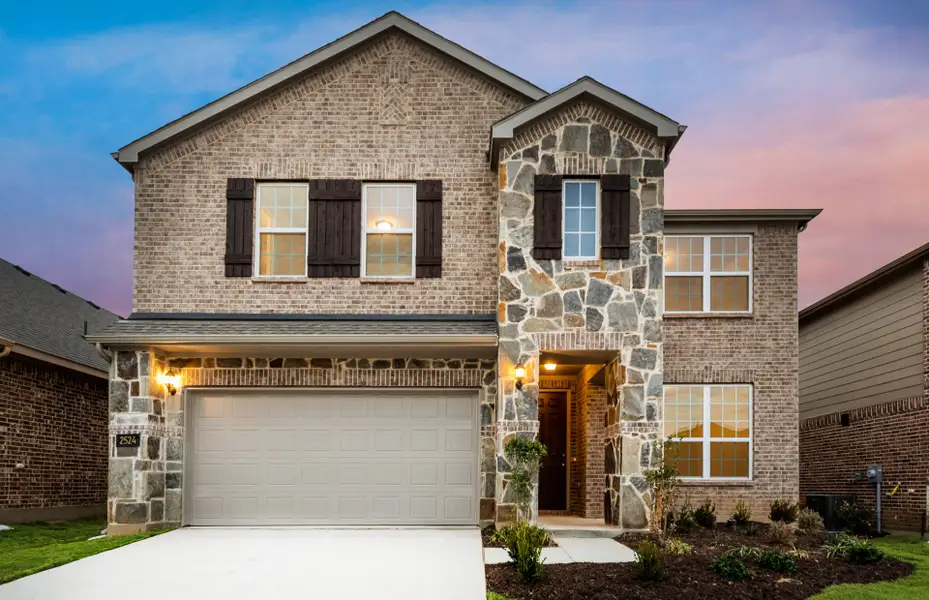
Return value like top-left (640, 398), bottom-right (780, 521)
top-left (787, 544), bottom-right (811, 560)
top-left (722, 545), bottom-right (762, 560)
top-left (695, 500), bottom-right (717, 528)
top-left (837, 501), bottom-right (873, 535)
top-left (743, 521), bottom-right (760, 536)
top-left (768, 521), bottom-right (795, 545)
top-left (635, 541), bottom-right (666, 581)
top-left (674, 504), bottom-right (699, 534)
top-left (493, 521), bottom-right (549, 582)
top-left (769, 500), bottom-right (799, 524)
top-left (823, 533), bottom-right (856, 559)
top-left (713, 555), bottom-right (751, 581)
top-left (758, 550), bottom-right (798, 574)
top-left (732, 499), bottom-right (752, 526)
top-left (663, 538), bottom-right (692, 555)
top-left (645, 439), bottom-right (683, 537)
top-left (502, 438), bottom-right (547, 522)
top-left (845, 541), bottom-right (884, 565)
top-left (797, 508), bottom-right (825, 535)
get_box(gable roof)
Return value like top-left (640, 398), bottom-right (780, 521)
top-left (0, 258), bottom-right (119, 375)
top-left (799, 241), bottom-right (929, 323)
top-left (113, 11), bottom-right (547, 171)
top-left (490, 77), bottom-right (686, 163)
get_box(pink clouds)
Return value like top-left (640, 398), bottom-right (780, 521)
top-left (669, 94), bottom-right (929, 307)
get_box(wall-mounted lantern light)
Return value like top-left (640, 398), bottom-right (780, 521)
top-left (543, 361), bottom-right (557, 372)
top-left (159, 369), bottom-right (180, 396)
top-left (514, 364), bottom-right (526, 390)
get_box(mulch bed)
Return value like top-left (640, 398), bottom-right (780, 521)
top-left (485, 523), bottom-right (914, 600)
top-left (482, 526), bottom-right (558, 548)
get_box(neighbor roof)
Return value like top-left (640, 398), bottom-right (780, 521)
top-left (0, 259), bottom-right (119, 374)
top-left (113, 11), bottom-right (547, 170)
top-left (799, 241), bottom-right (929, 323)
top-left (665, 209), bottom-right (822, 232)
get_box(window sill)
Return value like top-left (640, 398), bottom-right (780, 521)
top-left (359, 277), bottom-right (417, 284)
top-left (678, 480), bottom-right (755, 488)
top-left (664, 312), bottom-right (754, 319)
top-left (250, 277), bottom-right (308, 283)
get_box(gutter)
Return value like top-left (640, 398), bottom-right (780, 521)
top-left (84, 333), bottom-right (498, 347)
top-left (0, 340), bottom-right (107, 379)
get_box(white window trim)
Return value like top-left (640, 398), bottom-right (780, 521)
top-left (664, 384), bottom-right (754, 481)
top-left (254, 182), bottom-right (310, 278)
top-left (361, 182), bottom-right (416, 279)
top-left (664, 234), bottom-right (753, 314)
top-left (561, 179), bottom-right (600, 260)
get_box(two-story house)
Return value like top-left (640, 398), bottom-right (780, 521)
top-left (88, 12), bottom-right (820, 535)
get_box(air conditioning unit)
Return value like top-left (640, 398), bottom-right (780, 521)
top-left (805, 494), bottom-right (854, 531)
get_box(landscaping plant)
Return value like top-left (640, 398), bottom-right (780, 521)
top-left (743, 521), bottom-right (759, 536)
top-left (511, 521), bottom-right (547, 582)
top-left (768, 521), bottom-right (795, 546)
top-left (722, 545), bottom-right (762, 560)
top-left (769, 499), bottom-right (799, 524)
top-left (758, 550), bottom-right (798, 574)
top-left (502, 437), bottom-right (547, 523)
top-left (635, 541), bottom-right (665, 581)
top-left (837, 500), bottom-right (873, 535)
top-left (712, 554), bottom-right (751, 581)
top-left (644, 439), bottom-right (682, 538)
top-left (796, 507), bottom-right (825, 535)
top-left (694, 499), bottom-right (717, 528)
top-left (663, 538), bottom-right (692, 555)
top-left (674, 503), bottom-right (698, 534)
top-left (843, 538), bottom-right (885, 565)
top-left (731, 499), bottom-right (752, 526)
top-left (786, 544), bottom-right (811, 560)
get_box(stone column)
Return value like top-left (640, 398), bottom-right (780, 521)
top-left (107, 350), bottom-right (168, 535)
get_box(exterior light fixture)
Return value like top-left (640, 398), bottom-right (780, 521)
top-left (514, 364), bottom-right (526, 390)
top-left (543, 361), bottom-right (557, 372)
top-left (159, 369), bottom-right (180, 396)
top-left (375, 220), bottom-right (393, 231)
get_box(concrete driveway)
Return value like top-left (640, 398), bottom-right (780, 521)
top-left (0, 528), bottom-right (486, 600)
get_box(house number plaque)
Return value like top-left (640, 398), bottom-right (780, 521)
top-left (115, 433), bottom-right (141, 448)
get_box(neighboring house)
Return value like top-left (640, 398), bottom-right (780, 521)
top-left (88, 11), bottom-right (820, 535)
top-left (799, 243), bottom-right (929, 532)
top-left (0, 258), bottom-right (119, 523)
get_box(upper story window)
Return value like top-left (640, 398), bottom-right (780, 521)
top-left (256, 183), bottom-right (309, 277)
top-left (664, 235), bottom-right (752, 313)
top-left (562, 180), bottom-right (599, 259)
top-left (664, 384), bottom-right (753, 480)
top-left (362, 183), bottom-right (415, 278)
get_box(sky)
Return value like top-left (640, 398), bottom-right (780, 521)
top-left (1, 0), bottom-right (928, 317)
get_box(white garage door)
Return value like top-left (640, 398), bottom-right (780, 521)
top-left (186, 389), bottom-right (479, 526)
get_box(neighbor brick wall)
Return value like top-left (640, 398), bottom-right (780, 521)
top-left (799, 397), bottom-right (929, 532)
top-left (132, 32), bottom-right (527, 315)
top-left (664, 223), bottom-right (800, 520)
top-left (0, 354), bottom-right (108, 512)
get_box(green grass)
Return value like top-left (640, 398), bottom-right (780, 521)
top-left (0, 519), bottom-right (162, 585)
top-left (812, 536), bottom-right (929, 600)
top-left (487, 594), bottom-right (517, 600)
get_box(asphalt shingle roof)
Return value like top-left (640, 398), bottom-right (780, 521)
top-left (0, 259), bottom-right (119, 372)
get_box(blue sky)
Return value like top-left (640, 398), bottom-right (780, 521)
top-left (2, 0), bottom-right (929, 316)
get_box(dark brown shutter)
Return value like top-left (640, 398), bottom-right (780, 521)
top-left (532, 175), bottom-right (563, 260)
top-left (307, 179), bottom-right (362, 277)
top-left (416, 180), bottom-right (442, 278)
top-left (224, 178), bottom-right (254, 277)
top-left (601, 174), bottom-right (631, 259)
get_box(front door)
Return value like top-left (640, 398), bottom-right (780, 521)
top-left (538, 391), bottom-right (567, 510)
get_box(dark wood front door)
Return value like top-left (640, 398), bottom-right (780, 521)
top-left (538, 391), bottom-right (567, 510)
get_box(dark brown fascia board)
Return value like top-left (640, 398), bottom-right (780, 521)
top-left (112, 11), bottom-right (547, 172)
top-left (799, 241), bottom-right (929, 323)
top-left (127, 312), bottom-right (496, 321)
top-left (666, 209), bottom-right (822, 232)
top-left (489, 77), bottom-right (684, 166)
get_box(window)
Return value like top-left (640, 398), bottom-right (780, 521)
top-left (663, 385), bottom-right (752, 480)
top-left (664, 235), bottom-right (751, 313)
top-left (562, 180), bottom-right (598, 259)
top-left (256, 183), bottom-right (308, 277)
top-left (362, 183), bottom-right (415, 277)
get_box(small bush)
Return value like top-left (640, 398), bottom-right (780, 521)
top-left (837, 501), bottom-right (872, 535)
top-left (713, 555), bottom-right (751, 581)
top-left (694, 499), bottom-right (717, 528)
top-left (663, 538), bottom-right (692, 555)
top-left (823, 533), bottom-right (856, 559)
top-left (769, 500), bottom-right (799, 524)
top-left (636, 541), bottom-right (666, 581)
top-left (674, 504), bottom-right (699, 534)
top-left (492, 521), bottom-right (550, 582)
top-left (758, 550), bottom-right (798, 574)
top-left (822, 533), bottom-right (883, 564)
top-left (768, 521), bottom-right (795, 546)
top-left (743, 521), bottom-right (760, 536)
top-left (797, 508), bottom-right (825, 535)
top-left (722, 545), bottom-right (762, 560)
top-left (787, 544), bottom-right (811, 560)
top-left (731, 499), bottom-right (752, 526)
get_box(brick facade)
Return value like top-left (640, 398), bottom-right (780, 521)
top-left (1, 354), bottom-right (108, 521)
top-left (573, 364), bottom-right (606, 518)
top-left (799, 397), bottom-right (929, 532)
top-left (664, 223), bottom-right (801, 520)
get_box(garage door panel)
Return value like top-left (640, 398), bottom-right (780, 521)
top-left (188, 390), bottom-right (478, 525)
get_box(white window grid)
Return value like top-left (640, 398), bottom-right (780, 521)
top-left (254, 182), bottom-right (309, 278)
top-left (664, 234), bottom-right (753, 313)
top-left (562, 179), bottom-right (600, 260)
top-left (663, 384), bottom-right (753, 481)
top-left (361, 183), bottom-right (416, 278)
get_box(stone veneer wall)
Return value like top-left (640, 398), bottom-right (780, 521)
top-left (495, 101), bottom-right (665, 526)
top-left (107, 353), bottom-right (498, 532)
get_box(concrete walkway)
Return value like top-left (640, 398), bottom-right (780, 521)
top-left (484, 536), bottom-right (636, 564)
top-left (0, 528), bottom-right (486, 600)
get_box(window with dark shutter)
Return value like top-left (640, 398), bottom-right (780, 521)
top-left (533, 175), bottom-right (563, 260)
top-left (600, 174), bottom-right (631, 259)
top-left (416, 180), bottom-right (442, 278)
top-left (224, 178), bottom-right (255, 277)
top-left (307, 179), bottom-right (362, 277)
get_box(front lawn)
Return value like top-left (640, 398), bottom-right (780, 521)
top-left (811, 536), bottom-right (928, 599)
top-left (0, 519), bottom-right (161, 584)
